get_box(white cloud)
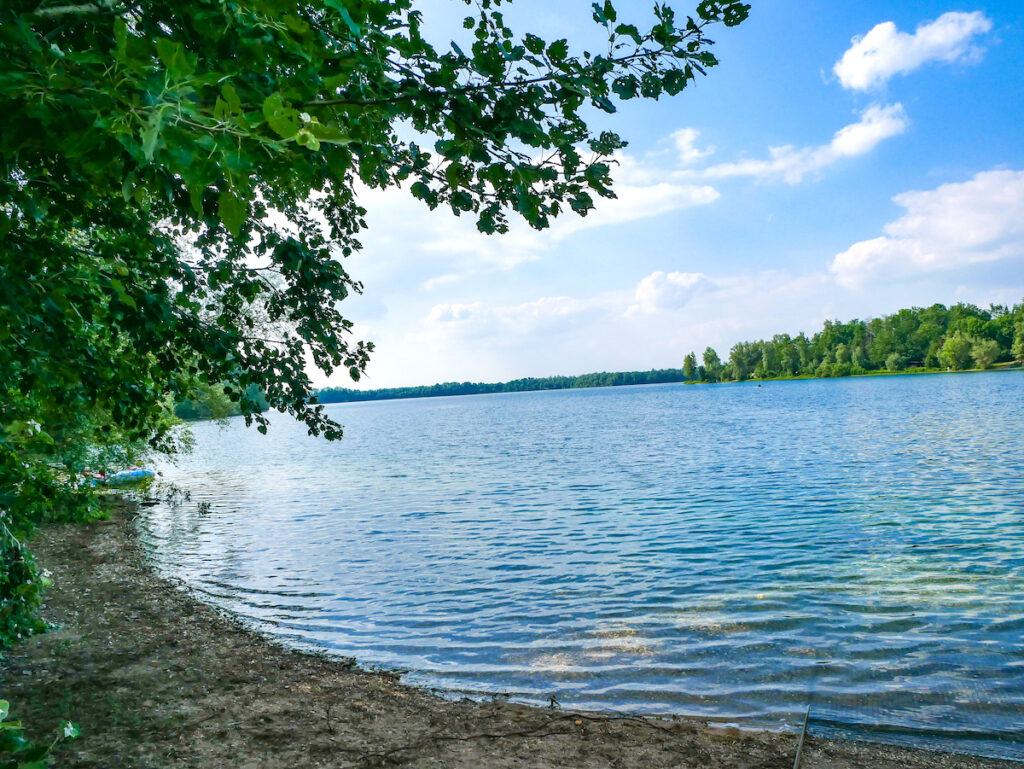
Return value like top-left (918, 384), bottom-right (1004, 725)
top-left (670, 128), bottom-right (715, 165)
top-left (328, 253), bottom-right (1022, 389)
top-left (834, 11), bottom-right (993, 91)
top-left (698, 104), bottom-right (909, 184)
top-left (632, 271), bottom-right (709, 313)
top-left (831, 169), bottom-right (1024, 288)
top-left (361, 177), bottom-right (719, 288)
top-left (409, 269), bottom-right (829, 368)
top-left (612, 129), bottom-right (714, 186)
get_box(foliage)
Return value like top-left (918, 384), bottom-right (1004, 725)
top-left (0, 525), bottom-right (49, 650)
top-left (885, 352), bottom-right (905, 372)
top-left (686, 301), bottom-right (1024, 384)
top-left (682, 352), bottom-right (697, 380)
top-left (174, 384), bottom-right (269, 421)
top-left (701, 347), bottom-right (723, 382)
top-left (939, 333), bottom-right (974, 371)
top-left (971, 338), bottom-right (1000, 370)
top-left (0, 699), bottom-right (79, 769)
top-left (318, 368), bottom-right (691, 403)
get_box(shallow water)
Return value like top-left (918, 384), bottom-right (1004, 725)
top-left (142, 371), bottom-right (1024, 756)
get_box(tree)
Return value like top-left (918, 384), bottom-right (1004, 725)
top-left (1, 1), bottom-right (750, 645)
top-left (970, 338), bottom-right (1000, 369)
top-left (835, 343), bottom-right (850, 365)
top-left (1013, 317), bottom-right (1024, 365)
top-left (884, 352), bottom-right (905, 372)
top-left (683, 352), bottom-right (698, 381)
top-left (702, 346), bottom-right (722, 383)
top-left (851, 346), bottom-right (869, 371)
top-left (939, 333), bottom-right (974, 371)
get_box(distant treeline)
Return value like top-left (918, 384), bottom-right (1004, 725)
top-left (684, 301), bottom-right (1024, 383)
top-left (316, 369), bottom-right (690, 403)
top-left (232, 302), bottom-right (1024, 412)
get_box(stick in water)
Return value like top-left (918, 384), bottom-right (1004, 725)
top-left (793, 705), bottom-right (810, 769)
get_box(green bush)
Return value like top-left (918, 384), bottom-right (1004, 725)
top-left (885, 352), bottom-right (906, 372)
top-left (0, 699), bottom-right (79, 768)
top-left (0, 522), bottom-right (49, 650)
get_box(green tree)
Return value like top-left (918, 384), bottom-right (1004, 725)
top-left (939, 333), bottom-right (974, 371)
top-left (851, 346), bottom-right (869, 371)
top-left (1013, 316), bottom-right (1024, 365)
top-left (835, 343), bottom-right (850, 365)
top-left (683, 352), bottom-right (698, 381)
top-left (970, 338), bottom-right (1000, 369)
top-left (885, 352), bottom-right (906, 372)
top-left (702, 346), bottom-right (723, 383)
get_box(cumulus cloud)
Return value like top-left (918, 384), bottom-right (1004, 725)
top-left (834, 11), bottom-right (993, 91)
top-left (632, 271), bottom-right (709, 313)
top-left (831, 169), bottom-right (1024, 287)
top-left (699, 104), bottom-right (909, 184)
top-left (670, 128), bottom-right (715, 165)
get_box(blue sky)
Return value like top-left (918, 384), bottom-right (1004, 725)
top-left (326, 1), bottom-right (1024, 389)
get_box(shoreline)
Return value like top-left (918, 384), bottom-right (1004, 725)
top-left (2, 504), bottom-right (1016, 768)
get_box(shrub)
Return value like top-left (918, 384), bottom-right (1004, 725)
top-left (971, 338), bottom-right (1000, 369)
top-left (885, 352), bottom-right (906, 372)
top-left (0, 699), bottom-right (79, 767)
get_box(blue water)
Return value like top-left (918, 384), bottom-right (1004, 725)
top-left (142, 371), bottom-right (1024, 756)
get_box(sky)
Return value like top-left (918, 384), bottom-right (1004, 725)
top-left (323, 0), bottom-right (1024, 389)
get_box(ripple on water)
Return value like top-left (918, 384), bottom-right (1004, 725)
top-left (141, 373), bottom-right (1024, 758)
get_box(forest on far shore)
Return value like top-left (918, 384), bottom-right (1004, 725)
top-left (316, 369), bottom-right (689, 404)
top-left (685, 300), bottom-right (1024, 383)
top-left (314, 301), bottom-right (1024, 406)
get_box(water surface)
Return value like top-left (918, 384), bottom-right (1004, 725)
top-left (142, 372), bottom-right (1024, 757)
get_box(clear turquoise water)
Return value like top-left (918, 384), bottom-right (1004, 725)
top-left (142, 371), bottom-right (1024, 756)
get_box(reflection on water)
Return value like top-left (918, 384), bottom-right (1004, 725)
top-left (141, 372), bottom-right (1024, 757)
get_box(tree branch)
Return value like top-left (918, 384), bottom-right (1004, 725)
top-left (29, 0), bottom-right (120, 21)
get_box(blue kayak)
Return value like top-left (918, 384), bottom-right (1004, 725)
top-left (96, 469), bottom-right (155, 486)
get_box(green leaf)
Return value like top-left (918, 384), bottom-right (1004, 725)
top-left (614, 23), bottom-right (642, 44)
top-left (547, 39), bottom-right (569, 62)
top-left (295, 129), bottom-right (321, 151)
top-left (221, 83), bottom-right (242, 114)
top-left (523, 34), bottom-right (545, 55)
top-left (219, 190), bottom-right (246, 235)
top-left (309, 123), bottom-right (354, 146)
top-left (262, 93), bottom-right (299, 140)
top-left (156, 38), bottom-right (195, 78)
top-left (114, 18), bottom-right (127, 57)
top-left (325, 2), bottom-right (363, 39)
top-left (188, 185), bottom-right (204, 214)
top-left (141, 109), bottom-right (165, 162)
top-left (723, 2), bottom-right (750, 26)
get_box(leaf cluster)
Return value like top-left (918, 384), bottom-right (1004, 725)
top-left (0, 699), bottom-right (78, 769)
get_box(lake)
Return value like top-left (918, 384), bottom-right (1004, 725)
top-left (142, 371), bottom-right (1024, 758)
